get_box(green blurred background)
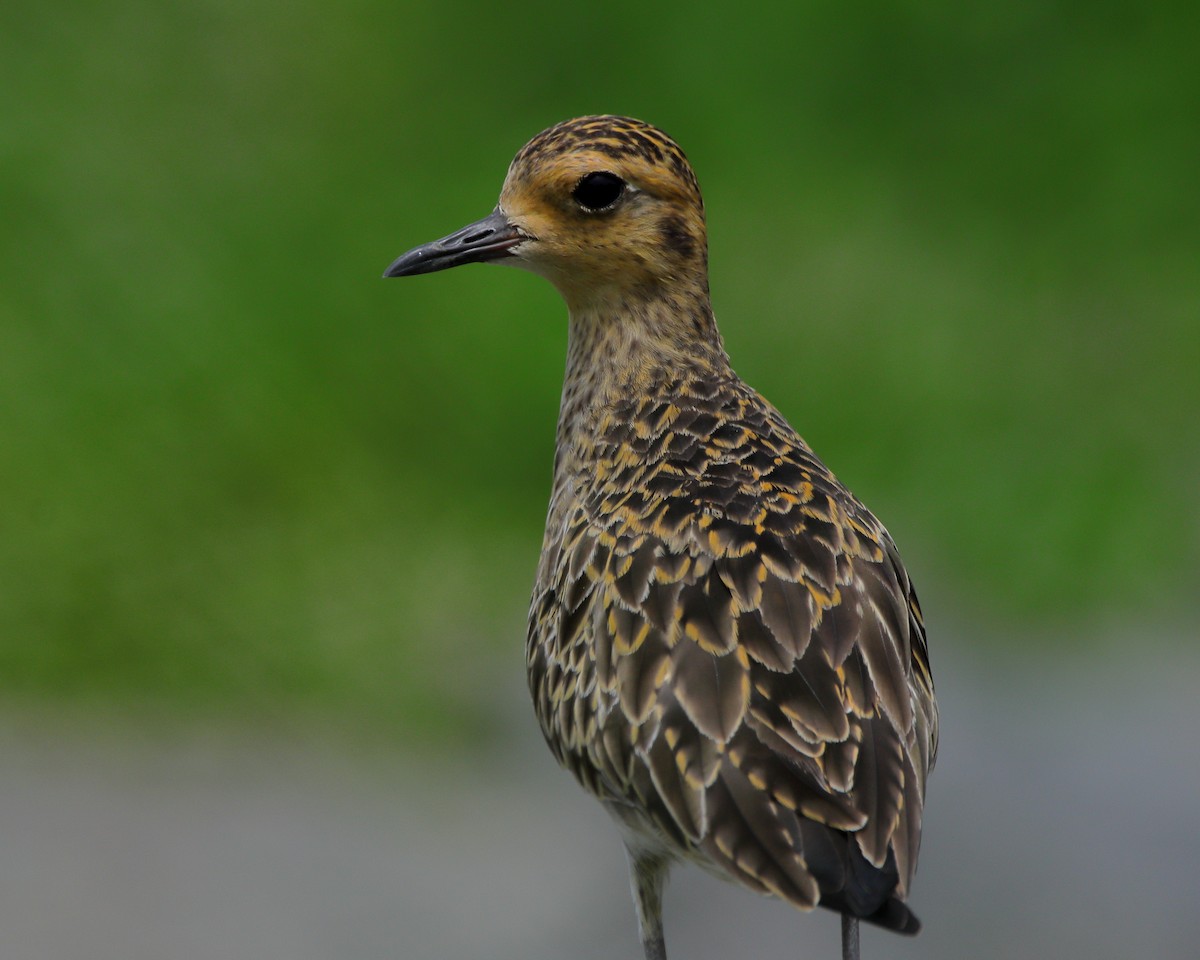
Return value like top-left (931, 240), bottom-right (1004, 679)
top-left (2, 1), bottom-right (1196, 740)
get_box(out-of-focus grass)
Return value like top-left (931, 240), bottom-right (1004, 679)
top-left (1, 1), bottom-right (1196, 734)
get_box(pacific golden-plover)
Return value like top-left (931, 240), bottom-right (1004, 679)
top-left (384, 116), bottom-right (938, 960)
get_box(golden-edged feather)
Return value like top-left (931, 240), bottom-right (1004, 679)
top-left (528, 357), bottom-right (937, 930)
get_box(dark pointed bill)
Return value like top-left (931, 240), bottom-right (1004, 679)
top-left (383, 208), bottom-right (524, 278)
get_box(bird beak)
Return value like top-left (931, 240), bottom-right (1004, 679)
top-left (382, 208), bottom-right (525, 278)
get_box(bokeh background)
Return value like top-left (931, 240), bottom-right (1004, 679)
top-left (2, 2), bottom-right (1197, 958)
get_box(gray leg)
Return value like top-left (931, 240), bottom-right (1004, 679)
top-left (626, 849), bottom-right (670, 960)
top-left (841, 914), bottom-right (859, 960)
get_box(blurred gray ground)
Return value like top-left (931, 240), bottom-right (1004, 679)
top-left (2, 634), bottom-right (1198, 960)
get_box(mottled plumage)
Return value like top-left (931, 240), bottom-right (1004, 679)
top-left (385, 116), bottom-right (938, 960)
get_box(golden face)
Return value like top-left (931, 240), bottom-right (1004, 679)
top-left (499, 144), bottom-right (707, 307)
top-left (385, 116), bottom-right (709, 313)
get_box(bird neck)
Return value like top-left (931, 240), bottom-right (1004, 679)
top-left (555, 285), bottom-right (731, 456)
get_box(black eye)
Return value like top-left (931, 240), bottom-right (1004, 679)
top-left (572, 171), bottom-right (626, 211)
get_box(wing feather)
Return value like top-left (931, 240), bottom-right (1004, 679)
top-left (530, 375), bottom-right (937, 928)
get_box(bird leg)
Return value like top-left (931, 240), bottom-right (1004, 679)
top-left (626, 848), bottom-right (670, 960)
top-left (841, 914), bottom-right (860, 960)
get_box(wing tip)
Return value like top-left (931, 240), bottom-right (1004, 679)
top-left (864, 897), bottom-right (921, 935)
top-left (822, 897), bottom-right (921, 936)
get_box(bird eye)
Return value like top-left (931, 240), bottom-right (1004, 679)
top-left (572, 171), bottom-right (626, 211)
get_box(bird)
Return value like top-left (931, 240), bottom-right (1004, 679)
top-left (383, 115), bottom-right (938, 960)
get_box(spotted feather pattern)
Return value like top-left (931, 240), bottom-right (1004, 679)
top-left (528, 352), bottom-right (937, 930)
